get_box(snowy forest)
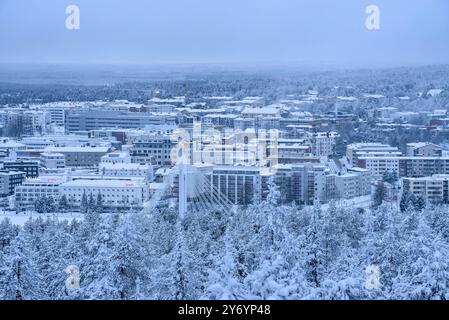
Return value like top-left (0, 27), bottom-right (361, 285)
top-left (1, 182), bottom-right (449, 300)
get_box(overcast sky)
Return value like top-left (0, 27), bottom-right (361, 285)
top-left (1, 0), bottom-right (448, 67)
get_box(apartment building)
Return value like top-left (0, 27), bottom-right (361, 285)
top-left (307, 132), bottom-right (338, 157)
top-left (333, 168), bottom-right (371, 199)
top-left (406, 142), bottom-right (443, 157)
top-left (357, 156), bottom-right (401, 181)
top-left (40, 153), bottom-right (66, 169)
top-left (402, 175), bottom-right (449, 204)
top-left (358, 156), bottom-right (449, 180)
top-left (346, 143), bottom-right (401, 167)
top-left (199, 163), bottom-right (328, 206)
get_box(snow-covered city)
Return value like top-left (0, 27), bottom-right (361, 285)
top-left (1, 0), bottom-right (449, 306)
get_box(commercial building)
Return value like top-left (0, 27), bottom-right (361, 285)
top-left (44, 146), bottom-right (110, 167)
top-left (15, 176), bottom-right (67, 209)
top-left (99, 162), bottom-right (153, 180)
top-left (60, 178), bottom-right (150, 208)
top-left (101, 151), bottom-right (132, 164)
top-left (130, 134), bottom-right (175, 166)
top-left (65, 110), bottom-right (178, 132)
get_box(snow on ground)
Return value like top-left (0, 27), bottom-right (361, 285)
top-left (317, 195), bottom-right (372, 210)
top-left (0, 210), bottom-right (84, 226)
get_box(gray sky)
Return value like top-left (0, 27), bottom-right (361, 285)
top-left (1, 0), bottom-right (448, 67)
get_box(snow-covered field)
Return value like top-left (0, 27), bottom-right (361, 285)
top-left (0, 211), bottom-right (83, 226)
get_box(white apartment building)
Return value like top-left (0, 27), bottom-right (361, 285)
top-left (40, 153), bottom-right (66, 169)
top-left (60, 178), bottom-right (150, 208)
top-left (334, 168), bottom-right (371, 199)
top-left (358, 156), bottom-right (400, 181)
top-left (307, 132), bottom-right (338, 157)
top-left (402, 175), bottom-right (449, 204)
top-left (406, 142), bottom-right (442, 157)
top-left (99, 162), bottom-right (153, 180)
top-left (23, 110), bottom-right (50, 135)
top-left (346, 143), bottom-right (401, 167)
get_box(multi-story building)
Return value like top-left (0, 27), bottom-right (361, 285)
top-left (0, 170), bottom-right (26, 197)
top-left (197, 163), bottom-right (328, 206)
top-left (101, 151), bottom-right (132, 164)
top-left (268, 164), bottom-right (327, 205)
top-left (99, 163), bottom-right (153, 180)
top-left (15, 176), bottom-right (67, 209)
top-left (130, 135), bottom-right (175, 166)
top-left (307, 132), bottom-right (338, 157)
top-left (208, 166), bottom-right (262, 205)
top-left (357, 156), bottom-right (401, 181)
top-left (399, 157), bottom-right (449, 178)
top-left (2, 160), bottom-right (39, 178)
top-left (40, 153), bottom-right (66, 169)
top-left (44, 146), bottom-right (110, 167)
top-left (23, 111), bottom-right (50, 135)
top-left (346, 143), bottom-right (401, 167)
top-left (65, 110), bottom-right (178, 132)
top-left (60, 178), bottom-right (150, 208)
top-left (333, 168), bottom-right (371, 199)
top-left (406, 142), bottom-right (443, 157)
top-left (357, 156), bottom-right (449, 180)
top-left (402, 175), bottom-right (449, 204)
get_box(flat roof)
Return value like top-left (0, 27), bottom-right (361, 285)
top-left (61, 179), bottom-right (147, 188)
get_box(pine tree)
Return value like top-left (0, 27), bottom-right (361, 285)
top-left (88, 193), bottom-right (96, 213)
top-left (58, 194), bottom-right (69, 213)
top-left (414, 196), bottom-right (426, 212)
top-left (81, 214), bottom-right (119, 299)
top-left (0, 218), bottom-right (19, 251)
top-left (394, 212), bottom-right (449, 299)
top-left (1, 233), bottom-right (43, 300)
top-left (373, 182), bottom-right (387, 208)
top-left (108, 214), bottom-right (152, 299)
top-left (46, 196), bottom-right (56, 213)
top-left (400, 191), bottom-right (411, 212)
top-left (203, 231), bottom-right (244, 299)
top-left (81, 192), bottom-right (88, 214)
top-left (95, 192), bottom-right (104, 214)
top-left (156, 221), bottom-right (202, 300)
top-left (304, 206), bottom-right (325, 288)
top-left (34, 197), bottom-right (45, 214)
